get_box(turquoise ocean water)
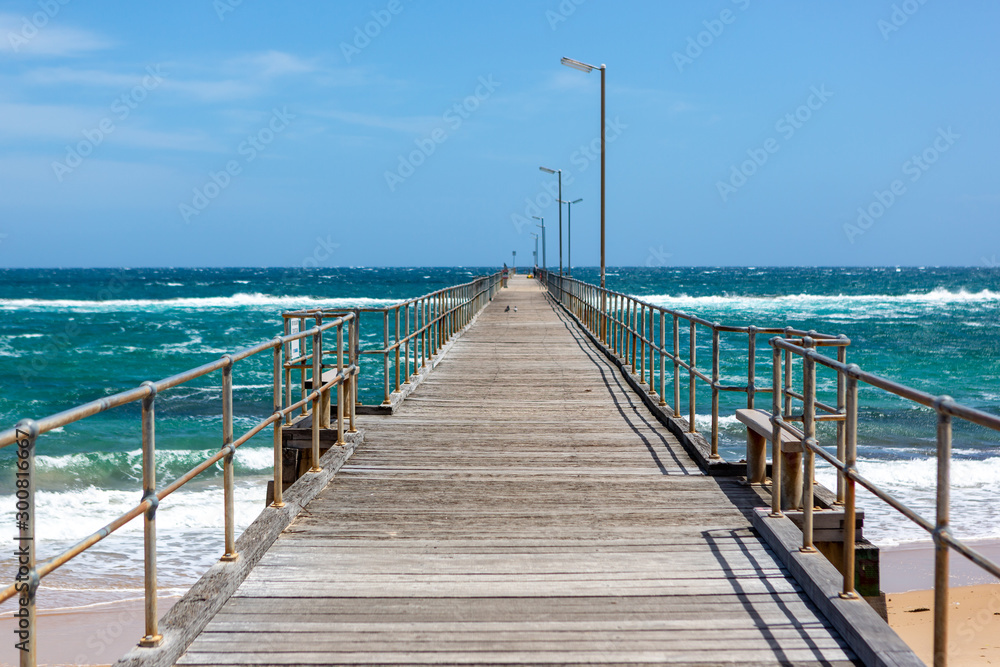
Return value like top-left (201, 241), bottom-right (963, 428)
top-left (1, 266), bottom-right (998, 613)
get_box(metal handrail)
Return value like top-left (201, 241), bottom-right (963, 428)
top-left (538, 270), bottom-right (999, 667)
top-left (768, 336), bottom-right (1000, 667)
top-left (1, 271), bottom-right (502, 666)
top-left (537, 270), bottom-right (847, 460)
top-left (281, 272), bottom-right (503, 405)
top-left (2, 312), bottom-right (358, 663)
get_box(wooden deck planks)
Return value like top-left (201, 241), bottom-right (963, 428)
top-left (177, 276), bottom-right (858, 666)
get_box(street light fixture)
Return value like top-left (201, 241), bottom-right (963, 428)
top-left (530, 233), bottom-right (539, 270)
top-left (532, 216), bottom-right (546, 272)
top-left (558, 198), bottom-right (583, 277)
top-left (561, 56), bottom-right (606, 290)
top-left (539, 166), bottom-right (563, 277)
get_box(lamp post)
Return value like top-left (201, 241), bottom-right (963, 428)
top-left (558, 198), bottom-right (582, 277)
top-left (530, 233), bottom-right (539, 270)
top-left (512, 250), bottom-right (516, 273)
top-left (532, 216), bottom-right (546, 272)
top-left (560, 57), bottom-right (606, 290)
top-left (539, 166), bottom-right (562, 276)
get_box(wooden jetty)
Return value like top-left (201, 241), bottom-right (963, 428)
top-left (133, 276), bottom-right (914, 666)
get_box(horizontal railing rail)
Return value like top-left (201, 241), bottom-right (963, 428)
top-left (537, 270), bottom-right (847, 463)
top-left (1, 271), bottom-right (501, 667)
top-left (282, 272), bottom-right (502, 406)
top-left (538, 270), bottom-right (1000, 667)
top-left (769, 336), bottom-right (1000, 667)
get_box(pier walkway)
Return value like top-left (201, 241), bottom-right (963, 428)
top-left (176, 276), bottom-right (858, 665)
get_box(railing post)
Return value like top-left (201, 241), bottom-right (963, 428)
top-left (648, 306), bottom-right (654, 390)
top-left (317, 315), bottom-right (330, 429)
top-left (309, 328), bottom-right (322, 473)
top-left (403, 303), bottom-right (411, 383)
top-left (421, 299), bottom-right (427, 369)
top-left (15, 419), bottom-right (39, 667)
top-left (639, 303), bottom-right (646, 383)
top-left (382, 310), bottom-right (390, 405)
top-left (349, 315), bottom-right (358, 433)
top-left (630, 300), bottom-right (637, 374)
top-left (711, 325), bottom-right (720, 459)
top-left (394, 307), bottom-right (401, 394)
top-left (659, 310), bottom-right (666, 406)
top-left (139, 383), bottom-right (162, 647)
top-left (770, 344), bottom-right (783, 517)
top-left (801, 337), bottom-right (816, 553)
top-left (841, 367), bottom-right (860, 599)
top-left (283, 318), bottom-right (292, 424)
top-left (336, 321), bottom-right (345, 445)
top-left (747, 326), bottom-right (757, 409)
top-left (836, 341), bottom-right (848, 505)
top-left (933, 397), bottom-right (953, 667)
top-left (221, 358), bottom-right (239, 561)
top-left (783, 327), bottom-right (793, 417)
top-left (689, 322), bottom-right (697, 433)
top-left (272, 340), bottom-right (285, 508)
top-left (673, 315), bottom-right (680, 416)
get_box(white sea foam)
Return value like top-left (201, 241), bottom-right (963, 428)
top-left (815, 456), bottom-right (1000, 546)
top-left (0, 481), bottom-right (266, 542)
top-left (0, 293), bottom-right (399, 312)
top-left (33, 445), bottom-right (274, 478)
top-left (639, 288), bottom-right (1000, 312)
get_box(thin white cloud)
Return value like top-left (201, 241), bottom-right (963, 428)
top-left (0, 102), bottom-right (220, 152)
top-left (313, 109), bottom-right (443, 134)
top-left (0, 13), bottom-right (111, 57)
top-left (22, 65), bottom-right (261, 102)
top-left (228, 50), bottom-right (317, 78)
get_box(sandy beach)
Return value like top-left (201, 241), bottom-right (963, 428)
top-left (883, 539), bottom-right (1000, 665)
top-left (0, 597), bottom-right (177, 667)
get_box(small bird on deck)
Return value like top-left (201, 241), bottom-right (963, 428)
top-left (514, 306), bottom-right (518, 312)
top-left (504, 305), bottom-right (510, 312)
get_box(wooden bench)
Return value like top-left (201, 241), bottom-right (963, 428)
top-left (735, 408), bottom-right (803, 509)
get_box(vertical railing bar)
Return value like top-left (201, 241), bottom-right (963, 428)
top-left (836, 342), bottom-right (848, 505)
top-left (139, 382), bottom-right (161, 647)
top-left (349, 314), bottom-right (358, 433)
top-left (639, 303), bottom-right (646, 383)
top-left (770, 344), bottom-right (783, 517)
top-left (309, 328), bottom-right (322, 473)
top-left (283, 318), bottom-right (292, 424)
top-left (336, 321), bottom-right (345, 445)
top-left (299, 317), bottom-right (308, 417)
top-left (659, 310), bottom-right (667, 407)
top-left (394, 306), bottom-right (401, 394)
top-left (14, 419), bottom-right (39, 667)
top-left (221, 359), bottom-right (238, 561)
top-left (689, 321), bottom-right (697, 433)
top-left (841, 368), bottom-right (859, 599)
top-left (801, 337), bottom-right (816, 553)
top-left (711, 325), bottom-right (720, 459)
top-left (933, 400), bottom-right (953, 667)
top-left (673, 315), bottom-right (680, 416)
top-left (382, 310), bottom-right (390, 405)
top-left (747, 327), bottom-right (757, 410)
top-left (271, 341), bottom-right (284, 508)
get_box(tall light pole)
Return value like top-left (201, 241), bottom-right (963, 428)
top-left (559, 198), bottom-right (582, 277)
top-left (561, 57), bottom-right (606, 290)
top-left (539, 166), bottom-right (562, 276)
top-left (530, 233), bottom-right (539, 269)
top-left (512, 250), bottom-right (516, 272)
top-left (532, 216), bottom-right (546, 272)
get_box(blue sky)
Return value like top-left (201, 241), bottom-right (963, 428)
top-left (0, 0), bottom-right (997, 268)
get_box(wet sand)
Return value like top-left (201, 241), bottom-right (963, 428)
top-left (0, 597), bottom-right (178, 667)
top-left (883, 539), bottom-right (1000, 665)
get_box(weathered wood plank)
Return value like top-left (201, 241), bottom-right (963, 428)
top-left (167, 277), bottom-right (864, 666)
